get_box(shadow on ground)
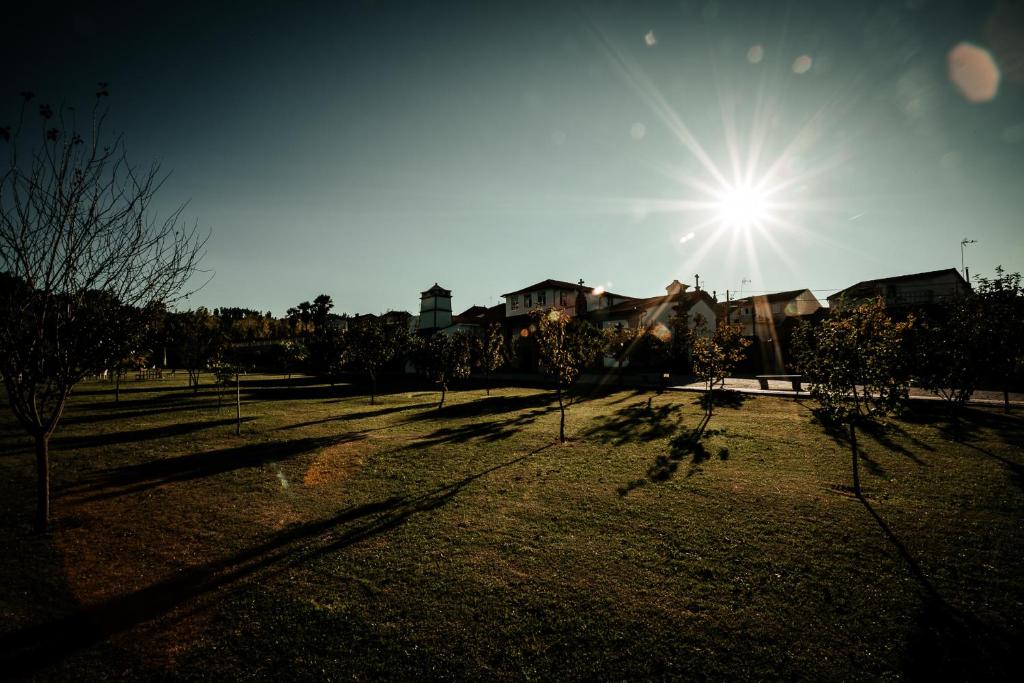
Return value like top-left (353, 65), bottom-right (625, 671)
top-left (58, 433), bottom-right (352, 503)
top-left (0, 444), bottom-right (554, 677)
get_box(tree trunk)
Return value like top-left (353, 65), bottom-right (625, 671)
top-left (849, 421), bottom-right (861, 497)
top-left (34, 433), bottom-right (50, 533)
top-left (557, 385), bottom-right (566, 443)
top-left (485, 370), bottom-right (490, 396)
top-left (1005, 386), bottom-right (1011, 414)
top-left (370, 370), bottom-right (376, 405)
top-left (235, 373), bottom-right (241, 435)
top-left (438, 385), bottom-right (446, 410)
top-left (115, 372), bottom-right (121, 403)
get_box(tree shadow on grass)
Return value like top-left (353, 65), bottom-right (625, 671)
top-left (858, 420), bottom-right (930, 466)
top-left (603, 389), bottom-right (647, 406)
top-left (902, 402), bottom-right (1024, 446)
top-left (959, 441), bottom-right (1024, 494)
top-left (805, 407), bottom-right (934, 475)
top-left (857, 494), bottom-right (1015, 679)
top-left (58, 434), bottom-right (356, 503)
top-left (52, 417), bottom-right (257, 451)
top-left (60, 402), bottom-right (220, 427)
top-left (694, 389), bottom-right (749, 411)
top-left (618, 425), bottom-right (730, 495)
top-left (242, 376), bottom-right (421, 404)
top-left (402, 392), bottom-right (555, 423)
top-left (73, 390), bottom-right (211, 413)
top-left (0, 444), bottom-right (554, 677)
top-left (71, 381), bottom-right (205, 397)
top-left (583, 400), bottom-right (683, 446)
top-left (277, 402), bottom-right (437, 431)
top-left (410, 408), bottom-right (553, 447)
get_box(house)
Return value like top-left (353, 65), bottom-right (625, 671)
top-left (722, 288), bottom-right (822, 337)
top-left (594, 279), bottom-right (718, 334)
top-left (717, 288), bottom-right (822, 373)
top-left (501, 279), bottom-right (635, 319)
top-left (826, 268), bottom-right (970, 314)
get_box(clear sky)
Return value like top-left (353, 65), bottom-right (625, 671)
top-left (4, 0), bottom-right (1022, 315)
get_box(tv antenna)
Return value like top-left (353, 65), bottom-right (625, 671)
top-left (960, 238), bottom-right (977, 279)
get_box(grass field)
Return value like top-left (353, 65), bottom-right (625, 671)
top-left (1, 374), bottom-right (1022, 680)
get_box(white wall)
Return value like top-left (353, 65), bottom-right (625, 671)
top-left (505, 287), bottom-right (575, 318)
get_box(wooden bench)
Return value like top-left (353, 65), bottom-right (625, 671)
top-left (756, 374), bottom-right (803, 392)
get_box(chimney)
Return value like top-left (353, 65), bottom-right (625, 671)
top-left (666, 279), bottom-right (689, 295)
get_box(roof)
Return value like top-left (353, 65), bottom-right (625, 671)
top-left (605, 289), bottom-right (714, 315)
top-left (730, 288), bottom-right (812, 306)
top-left (381, 310), bottom-right (412, 320)
top-left (421, 283), bottom-right (452, 297)
top-left (452, 305), bottom-right (489, 325)
top-left (455, 305), bottom-right (488, 319)
top-left (500, 278), bottom-right (630, 299)
top-left (484, 303), bottom-right (506, 324)
top-left (827, 268), bottom-right (968, 301)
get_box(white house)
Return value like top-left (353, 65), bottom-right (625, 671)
top-left (500, 278), bottom-right (636, 331)
top-left (597, 279), bottom-right (717, 333)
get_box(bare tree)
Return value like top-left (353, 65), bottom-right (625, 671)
top-left (0, 90), bottom-right (207, 531)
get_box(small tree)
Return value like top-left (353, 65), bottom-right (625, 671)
top-left (0, 91), bottom-right (206, 531)
top-left (306, 326), bottom-right (346, 383)
top-left (345, 318), bottom-right (408, 404)
top-left (914, 296), bottom-right (985, 430)
top-left (691, 317), bottom-right (751, 428)
top-left (211, 355), bottom-right (244, 434)
top-left (628, 326), bottom-right (671, 369)
top-left (278, 339), bottom-right (307, 379)
top-left (480, 322), bottom-right (506, 395)
top-left (412, 332), bottom-right (473, 408)
top-left (167, 308), bottom-right (224, 393)
top-left (667, 311), bottom-right (695, 374)
top-left (792, 298), bottom-right (913, 496)
top-left (604, 324), bottom-right (639, 370)
top-left (531, 309), bottom-right (605, 443)
top-left (974, 266), bottom-right (1024, 412)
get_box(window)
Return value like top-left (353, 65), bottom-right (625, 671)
top-left (537, 291), bottom-right (546, 306)
top-left (559, 291), bottom-right (567, 306)
top-left (510, 295), bottom-right (519, 311)
top-left (525, 293), bottom-right (532, 308)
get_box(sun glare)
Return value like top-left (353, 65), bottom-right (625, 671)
top-left (714, 185), bottom-right (772, 230)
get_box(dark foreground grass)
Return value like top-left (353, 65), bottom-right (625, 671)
top-left (1, 375), bottom-right (1022, 680)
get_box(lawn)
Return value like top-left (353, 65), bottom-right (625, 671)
top-left (1, 374), bottom-right (1022, 680)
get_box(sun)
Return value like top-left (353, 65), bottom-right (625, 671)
top-left (714, 184), bottom-right (772, 230)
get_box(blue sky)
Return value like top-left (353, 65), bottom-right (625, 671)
top-left (4, 0), bottom-right (1022, 315)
